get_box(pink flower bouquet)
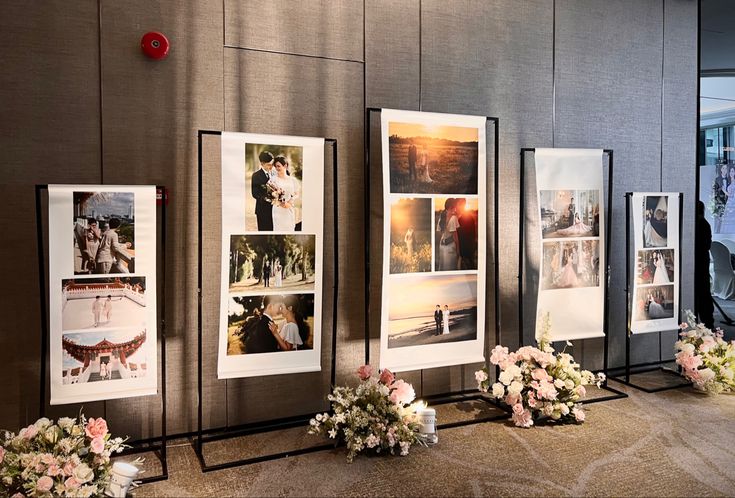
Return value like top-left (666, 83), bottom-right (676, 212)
top-left (0, 414), bottom-right (130, 497)
top-left (475, 313), bottom-right (604, 428)
top-left (675, 311), bottom-right (735, 394)
top-left (309, 365), bottom-right (422, 462)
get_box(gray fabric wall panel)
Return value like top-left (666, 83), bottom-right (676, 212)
top-left (0, 0), bottom-right (698, 437)
top-left (0, 1), bottom-right (101, 430)
top-left (225, 0), bottom-right (364, 62)
top-left (421, 0), bottom-right (554, 359)
top-left (365, 0), bottom-right (421, 109)
top-left (223, 48), bottom-right (364, 420)
top-left (554, 0), bottom-right (664, 369)
top-left (99, 0), bottom-right (225, 437)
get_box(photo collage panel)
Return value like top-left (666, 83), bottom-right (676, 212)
top-left (385, 118), bottom-right (481, 350)
top-left (634, 195), bottom-right (676, 322)
top-left (538, 189), bottom-right (602, 291)
top-left (48, 186), bottom-right (158, 404)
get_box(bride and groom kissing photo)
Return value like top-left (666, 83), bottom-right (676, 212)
top-left (227, 294), bottom-right (314, 355)
top-left (248, 144), bottom-right (303, 232)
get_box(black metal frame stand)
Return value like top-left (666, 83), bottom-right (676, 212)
top-left (609, 192), bottom-right (689, 393)
top-left (364, 108), bottom-right (508, 429)
top-left (35, 184), bottom-right (169, 484)
top-left (194, 130), bottom-right (340, 472)
top-left (518, 149), bottom-right (627, 405)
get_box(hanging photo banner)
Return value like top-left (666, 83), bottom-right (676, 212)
top-left (218, 132), bottom-right (324, 379)
top-left (47, 185), bottom-right (158, 405)
top-left (535, 149), bottom-right (605, 341)
top-left (630, 192), bottom-right (680, 334)
top-left (379, 109), bottom-right (487, 372)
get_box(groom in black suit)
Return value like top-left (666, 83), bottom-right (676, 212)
top-left (252, 150), bottom-right (275, 231)
top-left (434, 305), bottom-right (442, 335)
top-left (263, 259), bottom-right (271, 287)
top-left (245, 295), bottom-right (283, 354)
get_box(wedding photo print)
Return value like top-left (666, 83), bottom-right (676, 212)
top-left (635, 249), bottom-right (675, 285)
top-left (61, 328), bottom-right (149, 384)
top-left (634, 284), bottom-right (675, 321)
top-left (227, 294), bottom-right (314, 355)
top-left (434, 197), bottom-right (478, 271)
top-left (541, 240), bottom-right (600, 290)
top-left (229, 234), bottom-right (316, 292)
top-left (386, 274), bottom-right (477, 349)
top-left (245, 143), bottom-right (303, 232)
top-left (539, 189), bottom-right (600, 239)
top-left (72, 191), bottom-right (135, 275)
top-left (61, 277), bottom-right (146, 331)
top-left (642, 195), bottom-right (668, 248)
top-left (387, 121), bottom-right (479, 195)
top-left (390, 198), bottom-right (432, 274)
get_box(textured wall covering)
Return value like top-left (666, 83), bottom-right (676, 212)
top-left (0, 0), bottom-right (697, 439)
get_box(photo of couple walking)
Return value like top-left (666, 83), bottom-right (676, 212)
top-left (72, 192), bottom-right (135, 275)
top-left (246, 144), bottom-right (303, 232)
top-left (227, 294), bottom-right (314, 355)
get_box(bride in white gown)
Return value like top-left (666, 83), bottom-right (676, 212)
top-left (652, 252), bottom-right (670, 284)
top-left (647, 294), bottom-right (667, 318)
top-left (416, 144), bottom-right (433, 183)
top-left (442, 305), bottom-right (450, 335)
top-left (271, 156), bottom-right (300, 231)
top-left (556, 213), bottom-right (593, 236)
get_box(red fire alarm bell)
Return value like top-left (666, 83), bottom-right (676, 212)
top-left (141, 31), bottom-right (169, 60)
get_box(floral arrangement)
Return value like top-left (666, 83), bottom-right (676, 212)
top-left (475, 313), bottom-right (605, 428)
top-left (0, 415), bottom-right (130, 497)
top-left (265, 178), bottom-right (291, 206)
top-left (675, 311), bottom-right (735, 394)
top-left (308, 365), bottom-right (422, 462)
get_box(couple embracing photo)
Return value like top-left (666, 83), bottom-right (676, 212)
top-left (251, 149), bottom-right (302, 232)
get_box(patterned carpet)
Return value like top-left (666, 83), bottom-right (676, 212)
top-left (132, 380), bottom-right (735, 497)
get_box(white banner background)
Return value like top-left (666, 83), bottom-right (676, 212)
top-left (534, 149), bottom-right (605, 342)
top-left (630, 192), bottom-right (680, 334)
top-left (379, 109), bottom-right (487, 372)
top-left (48, 185), bottom-right (158, 404)
top-left (218, 132), bottom-right (324, 378)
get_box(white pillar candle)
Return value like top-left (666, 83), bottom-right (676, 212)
top-left (105, 461), bottom-right (139, 497)
top-left (416, 407), bottom-right (436, 435)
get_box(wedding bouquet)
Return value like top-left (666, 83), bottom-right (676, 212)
top-left (264, 179), bottom-right (288, 206)
top-left (0, 414), bottom-right (129, 497)
top-left (475, 313), bottom-right (605, 428)
top-left (308, 365), bottom-right (422, 462)
top-left (675, 311), bottom-right (735, 394)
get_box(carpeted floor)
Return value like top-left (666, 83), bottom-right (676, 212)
top-left (129, 380), bottom-right (735, 497)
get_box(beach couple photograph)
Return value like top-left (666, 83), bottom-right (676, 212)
top-left (642, 195), bottom-right (669, 247)
top-left (388, 121), bottom-right (479, 195)
top-left (634, 284), bottom-right (675, 321)
top-left (246, 143), bottom-right (304, 232)
top-left (72, 191), bottom-right (135, 275)
top-left (636, 249), bottom-right (675, 285)
top-left (229, 234), bottom-right (316, 292)
top-left (541, 240), bottom-right (600, 290)
top-left (227, 294), bottom-right (314, 355)
top-left (386, 274), bottom-right (477, 349)
top-left (539, 189), bottom-right (600, 239)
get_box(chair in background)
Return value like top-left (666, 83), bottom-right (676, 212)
top-left (719, 239), bottom-right (735, 255)
top-left (710, 241), bottom-right (735, 299)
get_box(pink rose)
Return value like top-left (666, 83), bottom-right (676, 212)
top-left (0, 446), bottom-right (5, 464)
top-left (504, 392), bottom-right (521, 406)
top-left (389, 379), bottom-right (416, 405)
top-left (21, 424), bottom-right (39, 439)
top-left (64, 476), bottom-right (80, 490)
top-left (572, 407), bottom-right (586, 422)
top-left (531, 368), bottom-right (550, 382)
top-left (46, 464), bottom-right (62, 477)
top-left (511, 408), bottom-right (534, 428)
top-left (489, 345), bottom-right (509, 366)
top-left (90, 436), bottom-right (105, 454)
top-left (85, 417), bottom-right (108, 439)
top-left (62, 461), bottom-right (76, 477)
top-left (36, 476), bottom-right (53, 493)
top-left (679, 322), bottom-right (688, 330)
top-left (379, 368), bottom-right (395, 385)
top-left (512, 403), bottom-right (524, 415)
top-left (356, 364), bottom-right (373, 380)
top-left (575, 385), bottom-right (587, 398)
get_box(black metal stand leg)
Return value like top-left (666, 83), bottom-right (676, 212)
top-left (712, 295), bottom-right (735, 325)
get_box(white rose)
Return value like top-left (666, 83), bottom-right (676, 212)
top-left (507, 381), bottom-right (523, 395)
top-left (491, 382), bottom-right (505, 398)
top-left (57, 417), bottom-right (75, 432)
top-left (553, 378), bottom-right (565, 389)
top-left (34, 417), bottom-right (52, 430)
top-left (73, 463), bottom-right (95, 483)
top-left (560, 404), bottom-right (570, 415)
top-left (498, 370), bottom-right (514, 386)
top-left (698, 368), bottom-right (716, 383)
top-left (44, 426), bottom-right (59, 444)
top-left (564, 379), bottom-right (575, 390)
